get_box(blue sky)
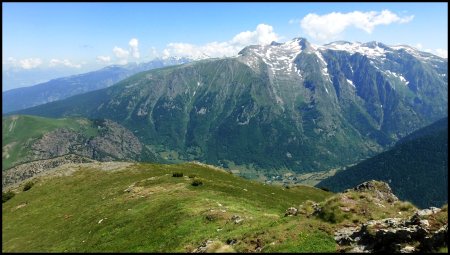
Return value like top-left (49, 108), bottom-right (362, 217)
top-left (2, 2), bottom-right (448, 90)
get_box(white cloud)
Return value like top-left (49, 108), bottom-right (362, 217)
top-left (129, 38), bottom-right (140, 59)
top-left (231, 24), bottom-right (279, 45)
top-left (300, 10), bottom-right (414, 42)
top-left (111, 38), bottom-right (140, 65)
top-left (49, 59), bottom-right (82, 68)
top-left (4, 57), bottom-right (43, 69)
top-left (434, 48), bottom-right (448, 58)
top-left (113, 46), bottom-right (129, 59)
top-left (5, 57), bottom-right (84, 69)
top-left (161, 23), bottom-right (279, 59)
top-left (113, 46), bottom-right (129, 65)
top-left (4, 57), bottom-right (17, 67)
top-left (16, 58), bottom-right (43, 69)
top-left (96, 55), bottom-right (111, 63)
top-left (415, 43), bottom-right (447, 58)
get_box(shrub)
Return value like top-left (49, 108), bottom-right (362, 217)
top-left (205, 214), bottom-right (216, 221)
top-left (299, 200), bottom-right (316, 216)
top-left (2, 191), bottom-right (15, 203)
top-left (23, 181), bottom-right (35, 191)
top-left (318, 186), bottom-right (330, 192)
top-left (172, 172), bottom-right (183, 177)
top-left (318, 204), bottom-right (345, 223)
top-left (191, 179), bottom-right (203, 186)
top-left (188, 174), bottom-right (196, 178)
top-left (397, 201), bottom-right (415, 211)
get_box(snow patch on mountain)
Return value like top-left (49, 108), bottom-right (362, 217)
top-left (320, 41), bottom-right (386, 58)
top-left (238, 38), bottom-right (303, 77)
top-left (347, 79), bottom-right (355, 88)
top-left (385, 70), bottom-right (409, 85)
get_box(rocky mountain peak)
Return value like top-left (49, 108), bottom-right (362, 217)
top-left (270, 41), bottom-right (282, 46)
top-left (361, 41), bottom-right (389, 49)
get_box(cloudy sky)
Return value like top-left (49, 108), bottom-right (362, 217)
top-left (3, 2), bottom-right (448, 90)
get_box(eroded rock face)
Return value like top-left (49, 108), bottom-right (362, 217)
top-left (29, 119), bottom-right (143, 163)
top-left (335, 208), bottom-right (448, 253)
top-left (2, 119), bottom-right (152, 188)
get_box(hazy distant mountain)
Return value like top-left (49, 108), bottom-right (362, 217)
top-left (14, 38), bottom-right (448, 176)
top-left (2, 66), bottom-right (87, 92)
top-left (2, 57), bottom-right (191, 113)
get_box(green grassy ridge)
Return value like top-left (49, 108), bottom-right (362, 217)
top-left (2, 115), bottom-right (97, 170)
top-left (2, 162), bottom-right (334, 252)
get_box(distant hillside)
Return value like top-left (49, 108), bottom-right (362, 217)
top-left (316, 117), bottom-right (448, 208)
top-left (396, 117), bottom-right (448, 144)
top-left (2, 115), bottom-right (160, 171)
top-left (2, 57), bottom-right (191, 113)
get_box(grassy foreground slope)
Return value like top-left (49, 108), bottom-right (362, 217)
top-left (2, 162), bottom-right (334, 252)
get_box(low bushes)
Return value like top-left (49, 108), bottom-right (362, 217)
top-left (172, 172), bottom-right (183, 177)
top-left (2, 191), bottom-right (15, 203)
top-left (191, 179), bottom-right (203, 186)
top-left (23, 181), bottom-right (35, 191)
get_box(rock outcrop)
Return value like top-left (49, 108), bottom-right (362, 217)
top-left (30, 119), bottom-right (143, 162)
top-left (335, 207), bottom-right (448, 252)
top-left (344, 180), bottom-right (399, 203)
top-left (2, 154), bottom-right (95, 189)
top-left (285, 207), bottom-right (298, 217)
top-left (192, 240), bottom-right (234, 253)
top-left (3, 119), bottom-right (157, 187)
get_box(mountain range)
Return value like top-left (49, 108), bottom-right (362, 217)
top-left (12, 37), bottom-right (447, 178)
top-left (3, 57), bottom-right (191, 113)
